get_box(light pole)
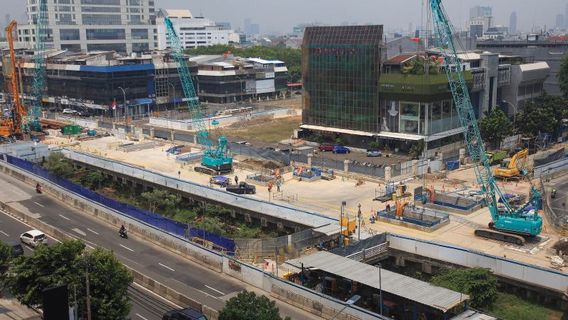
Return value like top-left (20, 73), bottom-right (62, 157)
top-left (168, 81), bottom-right (176, 110)
top-left (330, 295), bottom-right (361, 320)
top-left (378, 263), bottom-right (383, 316)
top-left (502, 99), bottom-right (518, 125)
top-left (118, 86), bottom-right (126, 122)
top-left (357, 203), bottom-right (362, 241)
top-left (340, 201), bottom-right (346, 247)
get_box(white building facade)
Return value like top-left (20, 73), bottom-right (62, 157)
top-left (18, 0), bottom-right (156, 54)
top-left (156, 9), bottom-right (239, 50)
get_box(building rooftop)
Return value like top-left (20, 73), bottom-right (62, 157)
top-left (286, 251), bottom-right (469, 312)
top-left (160, 9), bottom-right (193, 19)
top-left (384, 54), bottom-right (418, 65)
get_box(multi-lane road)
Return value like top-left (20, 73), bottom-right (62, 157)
top-left (0, 171), bottom-right (318, 320)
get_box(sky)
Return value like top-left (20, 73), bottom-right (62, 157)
top-left (1, 0), bottom-right (566, 34)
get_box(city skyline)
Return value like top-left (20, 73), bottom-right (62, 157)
top-left (4, 0), bottom-right (568, 34)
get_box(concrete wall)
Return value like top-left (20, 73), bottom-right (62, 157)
top-left (534, 158), bottom-right (568, 177)
top-left (0, 159), bottom-right (378, 320)
top-left (55, 115), bottom-right (99, 129)
top-left (387, 233), bottom-right (568, 294)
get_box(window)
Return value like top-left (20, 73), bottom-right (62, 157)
top-left (61, 44), bottom-right (81, 52)
top-left (86, 29), bottom-right (125, 40)
top-left (131, 29), bottom-right (148, 40)
top-left (132, 43), bottom-right (149, 52)
top-left (87, 43), bottom-right (126, 53)
top-left (82, 14), bottom-right (121, 25)
top-left (81, 0), bottom-right (119, 4)
top-left (82, 6), bottom-right (121, 12)
top-left (60, 29), bottom-right (80, 40)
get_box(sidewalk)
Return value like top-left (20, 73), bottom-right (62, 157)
top-left (0, 297), bottom-right (41, 320)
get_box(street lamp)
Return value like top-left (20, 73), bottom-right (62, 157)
top-left (168, 81), bottom-right (176, 109)
top-left (378, 263), bottom-right (383, 316)
top-left (357, 203), bottom-right (362, 241)
top-left (340, 201), bottom-right (346, 247)
top-left (118, 86), bottom-right (127, 122)
top-left (501, 99), bottom-right (518, 125)
top-left (330, 294), bottom-right (361, 320)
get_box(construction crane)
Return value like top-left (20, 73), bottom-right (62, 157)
top-left (164, 17), bottom-right (233, 173)
top-left (27, 0), bottom-right (48, 132)
top-left (429, 0), bottom-right (542, 245)
top-left (1, 20), bottom-right (26, 138)
top-left (494, 148), bottom-right (529, 179)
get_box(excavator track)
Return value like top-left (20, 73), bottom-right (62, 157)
top-left (474, 228), bottom-right (526, 246)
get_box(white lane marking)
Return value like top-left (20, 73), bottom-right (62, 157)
top-left (72, 228), bottom-right (86, 237)
top-left (132, 282), bottom-right (181, 309)
top-left (58, 214), bottom-right (71, 221)
top-left (120, 244), bottom-right (135, 252)
top-left (0, 230), bottom-right (9, 237)
top-left (158, 262), bottom-right (175, 272)
top-left (196, 289), bottom-right (220, 300)
top-left (204, 285), bottom-right (225, 296)
top-left (33, 202), bottom-right (44, 208)
top-left (87, 228), bottom-right (99, 235)
top-left (135, 314), bottom-right (148, 320)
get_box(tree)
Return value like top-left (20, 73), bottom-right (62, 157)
top-left (219, 290), bottom-right (290, 320)
top-left (141, 189), bottom-right (181, 215)
top-left (479, 109), bottom-right (513, 148)
top-left (515, 95), bottom-right (567, 138)
top-left (0, 241), bottom-right (13, 275)
top-left (431, 267), bottom-right (498, 309)
top-left (558, 54), bottom-right (568, 97)
top-left (3, 240), bottom-right (132, 319)
top-left (408, 139), bottom-right (425, 159)
top-left (43, 152), bottom-right (74, 177)
top-left (80, 171), bottom-right (106, 190)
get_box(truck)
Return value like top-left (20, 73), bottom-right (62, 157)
top-left (226, 182), bottom-right (256, 195)
top-left (485, 150), bottom-right (507, 165)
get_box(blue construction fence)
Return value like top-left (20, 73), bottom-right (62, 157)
top-left (2, 154), bottom-right (236, 254)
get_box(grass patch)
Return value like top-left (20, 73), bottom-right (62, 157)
top-left (486, 293), bottom-right (563, 320)
top-left (227, 116), bottom-right (301, 143)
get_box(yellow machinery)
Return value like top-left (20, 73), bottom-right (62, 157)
top-left (395, 200), bottom-right (409, 220)
top-left (1, 20), bottom-right (25, 138)
top-left (493, 148), bottom-right (529, 179)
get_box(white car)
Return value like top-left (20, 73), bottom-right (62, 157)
top-left (20, 229), bottom-right (47, 248)
top-left (62, 108), bottom-right (77, 114)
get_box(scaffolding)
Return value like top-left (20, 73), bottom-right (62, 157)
top-left (302, 25), bottom-right (384, 133)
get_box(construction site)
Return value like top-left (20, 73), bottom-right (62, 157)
top-left (0, 1), bottom-right (567, 320)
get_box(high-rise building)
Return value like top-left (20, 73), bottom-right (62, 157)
top-left (470, 6), bottom-right (492, 19)
top-left (556, 14), bottom-right (565, 30)
top-left (509, 11), bottom-right (517, 34)
top-left (301, 25), bottom-right (384, 142)
top-left (17, 0), bottom-right (157, 53)
top-left (3, 14), bottom-right (10, 38)
top-left (565, 4), bottom-right (568, 28)
top-left (156, 9), bottom-right (239, 50)
top-left (244, 18), bottom-right (260, 35)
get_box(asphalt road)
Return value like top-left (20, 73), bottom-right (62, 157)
top-left (0, 204), bottom-right (177, 320)
top-left (0, 171), bottom-right (319, 320)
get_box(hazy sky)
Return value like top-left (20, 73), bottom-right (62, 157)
top-left (1, 0), bottom-right (565, 34)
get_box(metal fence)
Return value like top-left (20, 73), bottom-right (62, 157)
top-left (1, 154), bottom-right (236, 254)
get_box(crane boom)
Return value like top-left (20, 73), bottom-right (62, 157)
top-left (429, 0), bottom-right (542, 243)
top-left (4, 20), bottom-right (25, 137)
top-left (164, 17), bottom-right (232, 172)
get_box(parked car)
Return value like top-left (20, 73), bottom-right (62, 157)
top-left (226, 182), bottom-right (256, 195)
top-left (20, 230), bottom-right (47, 248)
top-left (163, 307), bottom-right (207, 320)
top-left (332, 146), bottom-right (351, 154)
top-left (210, 175), bottom-right (230, 187)
top-left (62, 108), bottom-right (77, 114)
top-left (5, 241), bottom-right (24, 257)
top-left (366, 150), bottom-right (382, 157)
top-left (318, 144), bottom-right (334, 152)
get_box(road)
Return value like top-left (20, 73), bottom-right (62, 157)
top-left (549, 177), bottom-right (568, 222)
top-left (0, 204), bottom-right (177, 320)
top-left (0, 171), bottom-right (320, 320)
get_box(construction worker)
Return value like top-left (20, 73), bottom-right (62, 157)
top-left (235, 176), bottom-right (239, 184)
top-left (276, 179), bottom-right (281, 192)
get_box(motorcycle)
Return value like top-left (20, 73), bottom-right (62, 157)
top-left (119, 229), bottom-right (128, 239)
top-left (35, 184), bottom-right (42, 194)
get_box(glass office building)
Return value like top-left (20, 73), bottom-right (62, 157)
top-left (301, 25), bottom-right (384, 134)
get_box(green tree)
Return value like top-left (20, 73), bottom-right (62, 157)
top-left (431, 267), bottom-right (498, 309)
top-left (479, 109), bottom-right (513, 148)
top-left (408, 139), bottom-right (425, 159)
top-left (558, 54), bottom-right (568, 97)
top-left (3, 240), bottom-right (132, 318)
top-left (80, 171), bottom-right (106, 190)
top-left (0, 241), bottom-right (13, 275)
top-left (141, 189), bottom-right (181, 215)
top-left (219, 290), bottom-right (290, 320)
top-left (515, 95), bottom-right (567, 138)
top-left (43, 152), bottom-right (74, 177)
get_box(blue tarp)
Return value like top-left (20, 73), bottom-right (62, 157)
top-left (3, 155), bottom-right (235, 254)
top-left (446, 160), bottom-right (460, 171)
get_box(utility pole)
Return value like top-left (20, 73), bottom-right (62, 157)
top-left (118, 86), bottom-right (126, 123)
top-left (357, 203), bottom-right (362, 241)
top-left (85, 257), bottom-right (92, 320)
top-left (340, 201), bottom-right (346, 246)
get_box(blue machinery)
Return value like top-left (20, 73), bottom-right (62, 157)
top-left (164, 17), bottom-right (233, 172)
top-left (429, 0), bottom-right (542, 244)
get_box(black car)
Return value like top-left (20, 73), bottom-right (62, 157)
top-left (4, 241), bottom-right (24, 257)
top-left (226, 182), bottom-right (256, 195)
top-left (162, 307), bottom-right (207, 320)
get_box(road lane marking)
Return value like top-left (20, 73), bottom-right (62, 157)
top-left (158, 262), bottom-right (175, 272)
top-left (135, 314), bottom-right (148, 320)
top-left (119, 244), bottom-right (134, 252)
top-left (58, 214), bottom-right (71, 221)
top-left (196, 289), bottom-right (220, 300)
top-left (87, 228), bottom-right (99, 235)
top-left (204, 285), bottom-right (225, 296)
top-left (132, 282), bottom-right (181, 308)
top-left (72, 228), bottom-right (86, 237)
top-left (0, 230), bottom-right (9, 237)
top-left (33, 202), bottom-right (44, 208)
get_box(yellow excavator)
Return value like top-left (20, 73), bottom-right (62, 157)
top-left (493, 148), bottom-right (529, 179)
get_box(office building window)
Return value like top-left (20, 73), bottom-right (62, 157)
top-left (82, 6), bottom-right (121, 12)
top-left (82, 14), bottom-right (122, 25)
top-left (86, 29), bottom-right (125, 40)
top-left (132, 43), bottom-right (149, 52)
top-left (81, 0), bottom-right (120, 4)
top-left (131, 29), bottom-right (148, 40)
top-left (61, 44), bottom-right (81, 52)
top-left (60, 29), bottom-right (80, 40)
top-left (87, 43), bottom-right (126, 52)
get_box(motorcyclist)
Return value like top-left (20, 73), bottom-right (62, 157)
top-left (35, 183), bottom-right (42, 193)
top-left (119, 224), bottom-right (126, 236)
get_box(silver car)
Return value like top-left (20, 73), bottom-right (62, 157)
top-left (20, 229), bottom-right (47, 248)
